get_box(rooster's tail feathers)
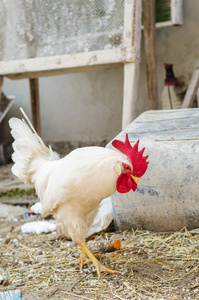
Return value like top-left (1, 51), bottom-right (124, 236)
top-left (9, 116), bottom-right (59, 184)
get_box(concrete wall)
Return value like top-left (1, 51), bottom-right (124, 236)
top-left (1, 0), bottom-right (199, 145)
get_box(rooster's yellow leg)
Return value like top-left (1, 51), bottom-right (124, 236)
top-left (79, 245), bottom-right (88, 269)
top-left (78, 243), bottom-right (118, 279)
top-left (79, 244), bottom-right (101, 270)
top-left (79, 250), bottom-right (101, 268)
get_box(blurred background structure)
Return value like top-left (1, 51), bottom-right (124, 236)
top-left (0, 0), bottom-right (198, 150)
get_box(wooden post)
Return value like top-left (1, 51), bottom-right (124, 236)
top-left (181, 60), bottom-right (199, 108)
top-left (122, 0), bottom-right (142, 130)
top-left (142, 0), bottom-right (158, 110)
top-left (29, 78), bottom-right (41, 135)
top-left (0, 76), bottom-right (4, 107)
top-left (171, 0), bottom-right (183, 25)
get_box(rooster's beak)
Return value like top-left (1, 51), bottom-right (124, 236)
top-left (130, 174), bottom-right (139, 184)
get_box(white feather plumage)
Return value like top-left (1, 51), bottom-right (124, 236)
top-left (9, 113), bottom-right (131, 243)
top-left (9, 117), bottom-right (59, 184)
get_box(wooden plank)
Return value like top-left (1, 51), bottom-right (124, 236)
top-left (122, 0), bottom-right (142, 129)
top-left (5, 63), bottom-right (122, 80)
top-left (155, 20), bottom-right (173, 28)
top-left (29, 78), bottom-right (41, 135)
top-left (122, 63), bottom-right (140, 129)
top-left (142, 0), bottom-right (158, 110)
top-left (0, 48), bottom-right (135, 80)
top-left (171, 0), bottom-right (183, 25)
top-left (181, 60), bottom-right (199, 108)
top-left (0, 76), bottom-right (3, 106)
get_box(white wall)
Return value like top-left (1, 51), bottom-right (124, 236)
top-left (1, 0), bottom-right (199, 145)
top-left (1, 67), bottom-right (123, 143)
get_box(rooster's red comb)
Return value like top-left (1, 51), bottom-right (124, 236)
top-left (112, 134), bottom-right (149, 178)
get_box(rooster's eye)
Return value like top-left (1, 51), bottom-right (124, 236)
top-left (125, 166), bottom-right (130, 170)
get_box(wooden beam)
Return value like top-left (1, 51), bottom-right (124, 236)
top-left (122, 0), bottom-right (142, 129)
top-left (29, 78), bottom-right (41, 135)
top-left (0, 48), bottom-right (135, 80)
top-left (6, 63), bottom-right (122, 80)
top-left (181, 60), bottom-right (199, 108)
top-left (123, 62), bottom-right (141, 129)
top-left (142, 0), bottom-right (158, 110)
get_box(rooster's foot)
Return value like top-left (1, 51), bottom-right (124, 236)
top-left (78, 243), bottom-right (118, 279)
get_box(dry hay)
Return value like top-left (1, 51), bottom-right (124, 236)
top-left (0, 217), bottom-right (199, 299)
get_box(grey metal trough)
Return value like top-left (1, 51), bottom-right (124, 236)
top-left (107, 108), bottom-right (199, 232)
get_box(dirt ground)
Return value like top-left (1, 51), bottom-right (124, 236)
top-left (0, 164), bottom-right (199, 299)
top-left (1, 210), bottom-right (199, 299)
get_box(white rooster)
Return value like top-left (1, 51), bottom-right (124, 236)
top-left (9, 110), bottom-right (149, 279)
